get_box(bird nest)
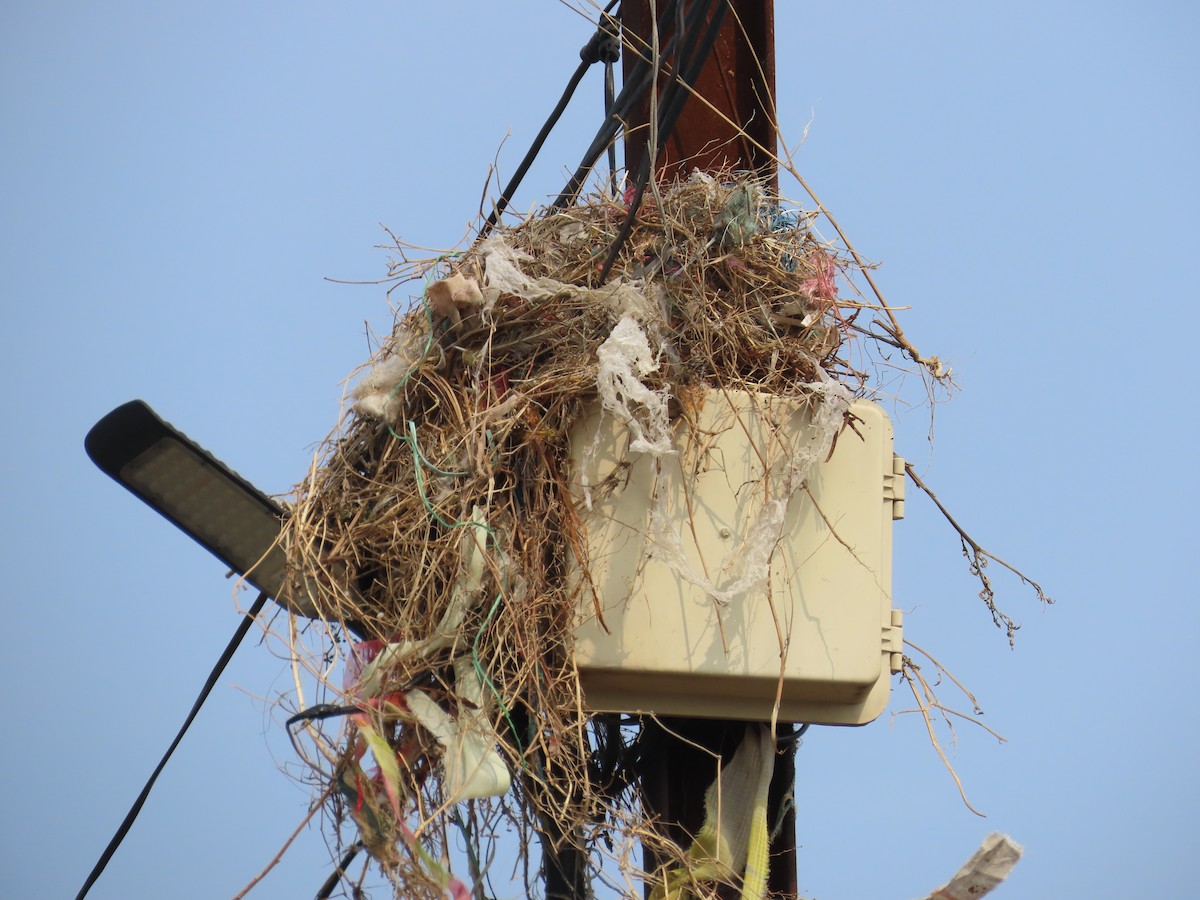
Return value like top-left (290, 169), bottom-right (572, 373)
top-left (273, 172), bottom-right (910, 897)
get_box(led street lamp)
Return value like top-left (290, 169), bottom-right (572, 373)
top-left (85, 399), bottom-right (290, 606)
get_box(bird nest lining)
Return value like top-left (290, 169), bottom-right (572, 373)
top-left (273, 172), bottom-right (889, 897)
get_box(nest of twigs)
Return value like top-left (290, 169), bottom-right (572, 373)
top-left (275, 172), bottom-right (882, 897)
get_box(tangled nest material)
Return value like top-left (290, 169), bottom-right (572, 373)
top-left (273, 173), bottom-right (910, 897)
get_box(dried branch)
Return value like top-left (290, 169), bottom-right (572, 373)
top-left (905, 462), bottom-right (1052, 646)
top-left (897, 655), bottom-right (1001, 818)
top-left (232, 785), bottom-right (333, 899)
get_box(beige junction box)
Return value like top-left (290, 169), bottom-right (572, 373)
top-left (570, 390), bottom-right (904, 725)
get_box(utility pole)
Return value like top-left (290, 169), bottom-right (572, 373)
top-left (620, 3), bottom-right (797, 898)
top-left (622, 1), bottom-right (777, 190)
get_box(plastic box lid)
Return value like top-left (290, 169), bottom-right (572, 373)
top-left (570, 391), bottom-right (902, 725)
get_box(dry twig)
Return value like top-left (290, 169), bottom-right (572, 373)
top-left (905, 463), bottom-right (1053, 646)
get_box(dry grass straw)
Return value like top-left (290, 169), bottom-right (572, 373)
top-left (269, 173), bottom-right (904, 896)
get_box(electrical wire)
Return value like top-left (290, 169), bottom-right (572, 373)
top-left (75, 591), bottom-right (270, 899)
top-left (596, 0), bottom-right (730, 282)
top-left (480, 0), bottom-right (622, 238)
top-left (314, 843), bottom-right (363, 900)
top-left (776, 722), bottom-right (811, 746)
top-left (558, 0), bottom-right (728, 221)
top-left (553, 0), bottom-right (686, 209)
top-left (651, 0), bottom-right (729, 143)
top-left (604, 46), bottom-right (619, 197)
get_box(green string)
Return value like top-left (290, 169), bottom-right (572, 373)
top-left (405, 420), bottom-right (468, 477)
top-left (473, 591), bottom-right (524, 763)
top-left (402, 422), bottom-right (461, 531)
top-left (394, 427), bottom-right (521, 755)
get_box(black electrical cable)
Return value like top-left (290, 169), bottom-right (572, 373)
top-left (556, 0), bottom-right (727, 216)
top-left (314, 842), bottom-right (363, 900)
top-left (596, 0), bottom-right (730, 282)
top-left (553, 0), bottom-right (686, 209)
top-left (654, 0), bottom-right (729, 139)
top-left (552, 0), bottom-right (675, 206)
top-left (595, 0), bottom-right (702, 279)
top-left (480, 0), bottom-right (621, 238)
top-left (776, 723), bottom-right (811, 746)
top-left (285, 703), bottom-right (360, 728)
top-left (75, 591), bottom-right (271, 900)
top-left (604, 52), bottom-right (619, 198)
top-left (285, 702), bottom-right (360, 762)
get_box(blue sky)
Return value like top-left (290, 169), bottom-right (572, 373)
top-left (3, 2), bottom-right (1196, 897)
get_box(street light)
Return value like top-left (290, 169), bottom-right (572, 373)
top-left (85, 399), bottom-right (296, 610)
top-left (79, 399), bottom-right (325, 898)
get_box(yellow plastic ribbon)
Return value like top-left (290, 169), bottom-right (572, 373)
top-left (648, 724), bottom-right (775, 900)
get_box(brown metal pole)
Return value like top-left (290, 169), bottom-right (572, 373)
top-left (622, 0), bottom-right (777, 189)
top-left (619, 2), bottom-right (796, 898)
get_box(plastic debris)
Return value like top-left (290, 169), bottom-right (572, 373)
top-left (919, 832), bottom-right (1024, 900)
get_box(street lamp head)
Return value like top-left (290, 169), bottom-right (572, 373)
top-left (85, 400), bottom-right (287, 602)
